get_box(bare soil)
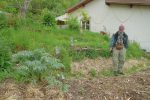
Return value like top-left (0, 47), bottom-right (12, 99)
top-left (71, 57), bottom-right (148, 75)
top-left (67, 70), bottom-right (150, 100)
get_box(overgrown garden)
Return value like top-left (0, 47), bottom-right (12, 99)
top-left (0, 0), bottom-right (145, 92)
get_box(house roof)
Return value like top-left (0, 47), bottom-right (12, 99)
top-left (106, 0), bottom-right (150, 6)
top-left (66, 0), bottom-right (94, 13)
top-left (56, 14), bottom-right (68, 21)
top-left (66, 0), bottom-right (150, 13)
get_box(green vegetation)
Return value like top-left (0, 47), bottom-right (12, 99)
top-left (0, 13), bottom-right (7, 29)
top-left (125, 65), bottom-right (150, 75)
top-left (0, 0), bottom-right (146, 93)
top-left (12, 49), bottom-right (64, 82)
top-left (127, 41), bottom-right (144, 59)
top-left (67, 17), bottom-right (80, 31)
top-left (98, 64), bottom-right (150, 77)
top-left (89, 68), bottom-right (97, 77)
top-left (0, 0), bottom-right (80, 16)
top-left (98, 69), bottom-right (114, 77)
top-left (0, 36), bottom-right (12, 71)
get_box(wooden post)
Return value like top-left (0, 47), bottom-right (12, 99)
top-left (70, 36), bottom-right (74, 47)
top-left (55, 46), bottom-right (60, 58)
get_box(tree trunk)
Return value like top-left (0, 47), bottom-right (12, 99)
top-left (16, 0), bottom-right (32, 17)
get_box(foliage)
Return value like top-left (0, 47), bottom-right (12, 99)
top-left (4, 6), bottom-right (18, 14)
top-left (143, 52), bottom-right (150, 59)
top-left (0, 13), bottom-right (7, 29)
top-left (67, 17), bottom-right (80, 31)
top-left (0, 1), bottom-right (8, 9)
top-left (0, 25), bottom-right (144, 69)
top-left (59, 48), bottom-right (72, 73)
top-left (98, 69), bottom-right (114, 77)
top-left (0, 36), bottom-right (12, 71)
top-left (89, 68), bottom-right (97, 77)
top-left (30, 0), bottom-right (79, 16)
top-left (12, 48), bottom-right (64, 83)
top-left (1, 0), bottom-right (80, 18)
top-left (125, 65), bottom-right (142, 75)
top-left (127, 41), bottom-right (143, 58)
top-left (81, 11), bottom-right (90, 22)
top-left (0, 70), bottom-right (11, 82)
top-left (47, 76), bottom-right (70, 92)
top-left (43, 13), bottom-right (56, 27)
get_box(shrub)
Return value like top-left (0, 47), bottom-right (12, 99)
top-left (127, 41), bottom-right (143, 58)
top-left (43, 13), bottom-right (56, 27)
top-left (59, 48), bottom-right (72, 73)
top-left (0, 12), bottom-right (17, 28)
top-left (0, 1), bottom-right (7, 9)
top-left (67, 17), bottom-right (80, 31)
top-left (12, 48), bottom-right (64, 83)
top-left (0, 13), bottom-right (7, 29)
top-left (4, 6), bottom-right (18, 14)
top-left (0, 37), bottom-right (12, 71)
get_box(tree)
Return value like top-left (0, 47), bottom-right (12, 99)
top-left (15, 0), bottom-right (32, 17)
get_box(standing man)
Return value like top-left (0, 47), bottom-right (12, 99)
top-left (109, 25), bottom-right (128, 76)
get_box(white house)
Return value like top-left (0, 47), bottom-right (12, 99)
top-left (65, 0), bottom-right (150, 51)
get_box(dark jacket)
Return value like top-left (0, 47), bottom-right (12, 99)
top-left (110, 31), bottom-right (128, 49)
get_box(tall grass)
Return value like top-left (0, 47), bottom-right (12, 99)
top-left (1, 25), bottom-right (110, 56)
top-left (127, 41), bottom-right (143, 59)
top-left (0, 22), bottom-right (144, 75)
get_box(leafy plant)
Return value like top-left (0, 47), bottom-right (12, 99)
top-left (47, 76), bottom-right (70, 92)
top-left (12, 48), bottom-right (64, 83)
top-left (0, 36), bottom-right (12, 71)
top-left (98, 69), bottom-right (114, 77)
top-left (89, 68), bottom-right (97, 77)
top-left (81, 11), bottom-right (90, 23)
top-left (67, 17), bottom-right (80, 31)
top-left (127, 41), bottom-right (143, 58)
top-left (43, 13), bottom-right (56, 27)
top-left (0, 70), bottom-right (10, 82)
top-left (59, 48), bottom-right (72, 73)
top-left (0, 13), bottom-right (7, 29)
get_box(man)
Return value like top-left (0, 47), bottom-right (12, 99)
top-left (109, 25), bottom-right (128, 76)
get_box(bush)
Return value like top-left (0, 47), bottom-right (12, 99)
top-left (12, 48), bottom-right (69, 92)
top-left (0, 13), bottom-right (7, 29)
top-left (43, 13), bottom-right (56, 27)
top-left (127, 41), bottom-right (143, 58)
top-left (4, 6), bottom-right (18, 14)
top-left (59, 48), bottom-right (72, 73)
top-left (67, 17), bottom-right (80, 31)
top-left (0, 37), bottom-right (12, 71)
top-left (12, 49), bottom-right (64, 83)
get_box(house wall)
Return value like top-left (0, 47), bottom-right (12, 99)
top-left (68, 0), bottom-right (150, 51)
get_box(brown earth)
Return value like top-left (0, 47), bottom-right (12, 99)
top-left (0, 58), bottom-right (150, 100)
top-left (71, 57), bottom-right (148, 75)
top-left (0, 69), bottom-right (150, 100)
top-left (67, 70), bottom-right (150, 100)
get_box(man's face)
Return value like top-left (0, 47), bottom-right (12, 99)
top-left (119, 25), bottom-right (125, 32)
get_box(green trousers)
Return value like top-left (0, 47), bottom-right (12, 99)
top-left (112, 47), bottom-right (126, 72)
